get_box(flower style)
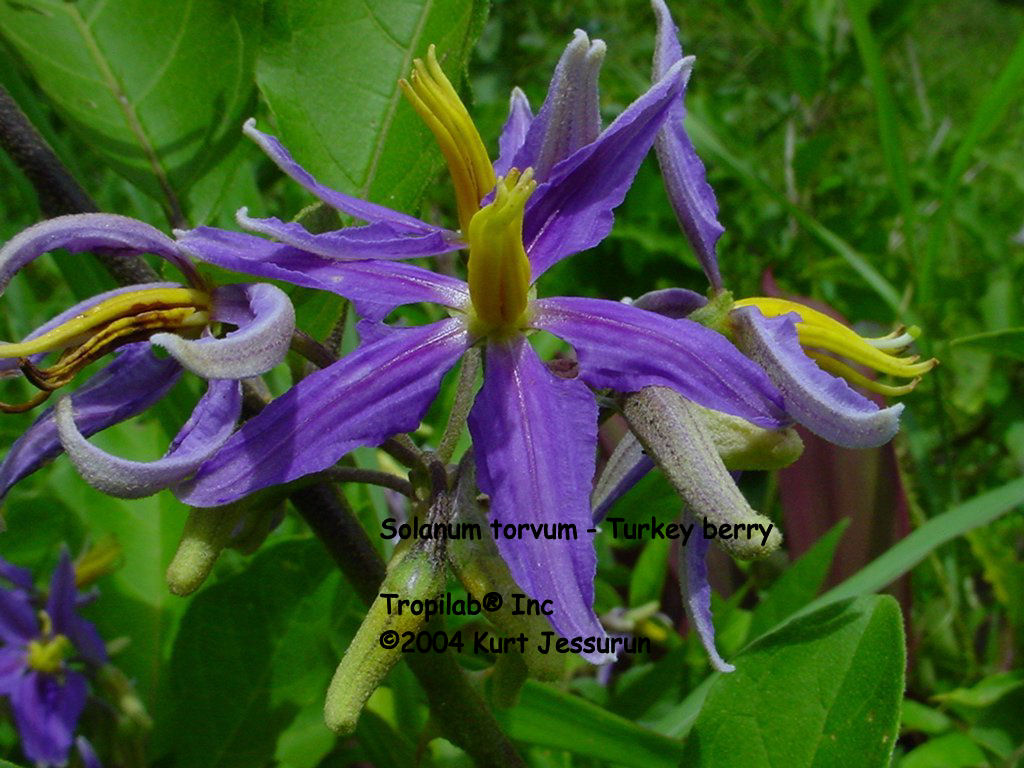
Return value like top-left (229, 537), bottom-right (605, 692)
top-left (0, 551), bottom-right (106, 766)
top-left (0, 214), bottom-right (295, 502)
top-left (174, 29), bottom-right (789, 661)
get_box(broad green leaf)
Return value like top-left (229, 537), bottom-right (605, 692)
top-left (166, 538), bottom-right (351, 768)
top-left (256, 0), bottom-right (489, 216)
top-left (949, 328), bottom-right (1024, 361)
top-left (495, 680), bottom-right (686, 768)
top-left (0, 0), bottom-right (259, 223)
top-left (680, 596), bottom-right (904, 767)
top-left (746, 519), bottom-right (849, 641)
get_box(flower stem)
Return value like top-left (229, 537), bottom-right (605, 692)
top-left (437, 347), bottom-right (481, 464)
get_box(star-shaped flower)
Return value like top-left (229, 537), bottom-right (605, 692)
top-left (175, 29), bottom-right (788, 661)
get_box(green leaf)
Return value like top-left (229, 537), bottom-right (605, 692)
top-left (746, 519), bottom-right (849, 641)
top-left (628, 537), bottom-right (672, 608)
top-left (802, 476), bottom-right (1024, 617)
top-left (900, 699), bottom-right (952, 736)
top-left (949, 328), bottom-right (1024, 361)
top-left (932, 671), bottom-right (1024, 709)
top-left (680, 596), bottom-right (904, 767)
top-left (256, 0), bottom-right (489, 216)
top-left (166, 538), bottom-right (352, 768)
top-left (0, 0), bottom-right (259, 223)
top-left (897, 732), bottom-right (988, 768)
top-left (495, 680), bottom-right (686, 768)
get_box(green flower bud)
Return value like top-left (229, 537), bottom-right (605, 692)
top-left (621, 387), bottom-right (782, 559)
top-left (323, 542), bottom-right (446, 735)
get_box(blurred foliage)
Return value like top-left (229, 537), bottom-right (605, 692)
top-left (1, 0), bottom-right (1023, 766)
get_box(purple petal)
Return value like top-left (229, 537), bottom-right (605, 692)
top-left (11, 669), bottom-right (87, 766)
top-left (511, 30), bottom-right (606, 181)
top-left (176, 227), bottom-right (470, 321)
top-left (631, 287), bottom-right (707, 318)
top-left (0, 588), bottom-right (36, 644)
top-left (243, 119), bottom-right (444, 235)
top-left (0, 556), bottom-right (35, 591)
top-left (591, 431), bottom-right (654, 522)
top-left (0, 646), bottom-right (26, 694)
top-left (150, 283), bottom-right (294, 379)
top-left (46, 551), bottom-right (107, 666)
top-left (0, 345), bottom-right (182, 502)
top-left (178, 319), bottom-right (470, 507)
top-left (494, 87), bottom-right (534, 177)
top-left (679, 509), bottom-right (734, 673)
top-left (469, 335), bottom-right (612, 663)
top-left (523, 57), bottom-right (693, 279)
top-left (533, 297), bottom-right (788, 428)
top-left (0, 282), bottom-right (180, 375)
top-left (76, 737), bottom-right (103, 768)
top-left (0, 214), bottom-right (197, 292)
top-left (651, 0), bottom-right (725, 291)
top-left (56, 378), bottom-right (241, 498)
top-left (235, 209), bottom-right (461, 261)
top-left (732, 307), bottom-right (903, 448)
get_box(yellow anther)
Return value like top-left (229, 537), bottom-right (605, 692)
top-left (0, 287), bottom-right (211, 411)
top-left (0, 288), bottom-right (210, 359)
top-left (736, 297), bottom-right (937, 390)
top-left (467, 169), bottom-right (536, 335)
top-left (399, 44), bottom-right (496, 233)
top-left (25, 633), bottom-right (73, 675)
top-left (26, 612), bottom-right (71, 676)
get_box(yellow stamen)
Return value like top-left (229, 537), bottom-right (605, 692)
top-left (399, 44), bottom-right (496, 233)
top-left (735, 297), bottom-right (937, 391)
top-left (25, 611), bottom-right (72, 675)
top-left (0, 288), bottom-right (210, 359)
top-left (806, 352), bottom-right (920, 396)
top-left (467, 169), bottom-right (536, 335)
top-left (1, 287), bottom-right (212, 410)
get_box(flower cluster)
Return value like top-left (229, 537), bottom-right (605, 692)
top-left (0, 0), bottom-right (934, 679)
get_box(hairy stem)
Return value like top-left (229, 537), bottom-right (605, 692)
top-left (437, 347), bottom-right (481, 464)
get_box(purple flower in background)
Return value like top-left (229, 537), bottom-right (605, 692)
top-left (174, 30), bottom-right (788, 662)
top-left (649, 0), bottom-right (936, 449)
top-left (600, 0), bottom-right (938, 671)
top-left (0, 551), bottom-right (105, 766)
top-left (0, 214), bottom-right (295, 502)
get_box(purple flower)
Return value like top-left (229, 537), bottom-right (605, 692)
top-left (174, 33), bottom-right (787, 663)
top-left (0, 551), bottom-right (105, 766)
top-left (635, 0), bottom-right (937, 670)
top-left (649, 0), bottom-right (936, 450)
top-left (0, 214), bottom-right (295, 502)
